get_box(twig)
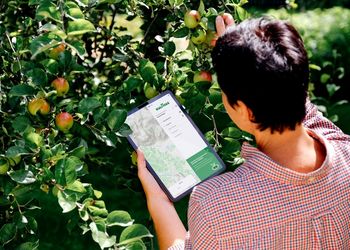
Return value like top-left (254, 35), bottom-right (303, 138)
top-left (5, 32), bottom-right (23, 76)
top-left (141, 11), bottom-right (159, 44)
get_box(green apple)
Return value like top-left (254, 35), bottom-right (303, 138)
top-left (184, 10), bottom-right (201, 29)
top-left (52, 77), bottom-right (69, 96)
top-left (191, 29), bottom-right (206, 45)
top-left (0, 158), bottom-right (9, 175)
top-left (55, 112), bottom-right (74, 133)
top-left (131, 151), bottom-right (137, 166)
top-left (193, 70), bottom-right (213, 83)
top-left (144, 83), bottom-right (159, 99)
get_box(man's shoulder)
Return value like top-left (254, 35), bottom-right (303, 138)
top-left (190, 164), bottom-right (251, 202)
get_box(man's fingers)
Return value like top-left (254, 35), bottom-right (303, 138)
top-left (216, 15), bottom-right (226, 37)
top-left (136, 149), bottom-right (146, 169)
top-left (216, 14), bottom-right (235, 37)
top-left (222, 13), bottom-right (235, 27)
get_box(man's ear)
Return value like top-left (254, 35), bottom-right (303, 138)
top-left (236, 100), bottom-right (255, 122)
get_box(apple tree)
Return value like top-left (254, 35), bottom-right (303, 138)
top-left (0, 0), bottom-right (250, 249)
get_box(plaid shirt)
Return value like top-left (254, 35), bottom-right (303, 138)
top-left (169, 100), bottom-right (350, 249)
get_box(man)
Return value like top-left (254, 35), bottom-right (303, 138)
top-left (137, 14), bottom-right (350, 249)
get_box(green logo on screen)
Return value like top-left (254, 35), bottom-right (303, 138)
top-left (156, 101), bottom-right (170, 111)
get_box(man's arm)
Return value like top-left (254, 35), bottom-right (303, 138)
top-left (137, 150), bottom-right (187, 250)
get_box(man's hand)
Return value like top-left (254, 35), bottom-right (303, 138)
top-left (137, 149), bottom-right (169, 202)
top-left (137, 150), bottom-right (186, 250)
top-left (216, 13), bottom-right (235, 37)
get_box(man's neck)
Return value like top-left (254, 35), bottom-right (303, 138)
top-left (253, 125), bottom-right (326, 173)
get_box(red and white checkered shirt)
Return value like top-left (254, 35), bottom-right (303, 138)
top-left (169, 100), bottom-right (350, 249)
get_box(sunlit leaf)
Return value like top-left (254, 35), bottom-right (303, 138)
top-left (9, 170), bottom-right (36, 184)
top-left (119, 224), bottom-right (153, 245)
top-left (67, 19), bottom-right (95, 36)
top-left (106, 211), bottom-right (134, 227)
top-left (107, 109), bottom-right (127, 131)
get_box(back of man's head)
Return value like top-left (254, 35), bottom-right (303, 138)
top-left (212, 17), bottom-right (309, 133)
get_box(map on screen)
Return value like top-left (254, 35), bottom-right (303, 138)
top-left (126, 92), bottom-right (225, 199)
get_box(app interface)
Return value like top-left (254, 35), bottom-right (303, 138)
top-left (126, 94), bottom-right (224, 198)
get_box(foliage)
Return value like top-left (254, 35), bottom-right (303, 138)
top-left (245, 0), bottom-right (350, 9)
top-left (0, 0), bottom-right (251, 249)
top-left (266, 7), bottom-right (350, 101)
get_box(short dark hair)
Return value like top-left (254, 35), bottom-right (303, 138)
top-left (212, 17), bottom-right (309, 133)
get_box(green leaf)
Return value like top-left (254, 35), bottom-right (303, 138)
top-left (326, 83), bottom-right (341, 97)
top-left (36, 1), bottom-right (61, 23)
top-left (26, 68), bottom-right (48, 86)
top-left (79, 209), bottom-right (89, 221)
top-left (139, 59), bottom-right (158, 84)
top-left (107, 109), bottom-right (127, 131)
top-left (29, 0), bottom-right (41, 5)
top-left (119, 224), bottom-right (153, 245)
top-left (78, 97), bottom-right (101, 114)
top-left (93, 190), bottom-right (102, 199)
top-left (172, 27), bottom-right (189, 38)
top-left (15, 241), bottom-right (39, 250)
top-left (117, 123), bottom-right (132, 137)
top-left (320, 73), bottom-right (330, 84)
top-left (69, 145), bottom-right (86, 158)
top-left (38, 23), bottom-right (66, 39)
top-left (123, 77), bottom-right (143, 92)
top-left (0, 223), bottom-right (16, 245)
top-left (55, 158), bottom-right (78, 186)
top-left (89, 222), bottom-right (116, 249)
top-left (30, 34), bottom-right (61, 59)
top-left (67, 7), bottom-right (84, 19)
top-left (164, 41), bottom-right (176, 56)
top-left (221, 127), bottom-right (242, 139)
top-left (88, 206), bottom-right (108, 217)
top-left (198, 0), bottom-right (205, 15)
top-left (6, 146), bottom-right (28, 158)
top-left (9, 85), bottom-right (36, 97)
top-left (9, 170), bottom-right (36, 184)
top-left (222, 138), bottom-right (241, 154)
top-left (90, 127), bottom-right (116, 147)
top-left (24, 131), bottom-right (43, 148)
top-left (66, 41), bottom-right (86, 58)
top-left (125, 240), bottom-right (147, 250)
top-left (40, 59), bottom-right (59, 75)
top-left (235, 6), bottom-right (249, 21)
top-left (106, 211), bottom-right (134, 227)
top-left (57, 190), bottom-right (76, 213)
top-left (58, 50), bottom-right (73, 72)
top-left (67, 19), bottom-right (95, 36)
top-left (66, 180), bottom-right (86, 193)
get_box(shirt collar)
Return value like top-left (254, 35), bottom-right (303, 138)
top-left (241, 129), bottom-right (333, 186)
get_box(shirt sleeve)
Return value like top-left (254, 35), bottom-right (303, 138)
top-left (168, 192), bottom-right (218, 250)
top-left (303, 98), bottom-right (350, 142)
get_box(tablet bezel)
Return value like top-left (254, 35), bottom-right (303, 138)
top-left (126, 90), bottom-right (226, 202)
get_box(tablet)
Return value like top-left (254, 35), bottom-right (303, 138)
top-left (126, 90), bottom-right (226, 201)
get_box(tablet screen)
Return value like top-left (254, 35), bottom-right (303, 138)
top-left (126, 92), bottom-right (225, 200)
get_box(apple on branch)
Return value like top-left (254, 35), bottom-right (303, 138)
top-left (28, 98), bottom-right (51, 116)
top-left (184, 10), bottom-right (201, 29)
top-left (49, 43), bottom-right (65, 60)
top-left (193, 70), bottom-right (213, 83)
top-left (55, 112), bottom-right (74, 133)
top-left (52, 77), bottom-right (70, 96)
top-left (191, 29), bottom-right (207, 45)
